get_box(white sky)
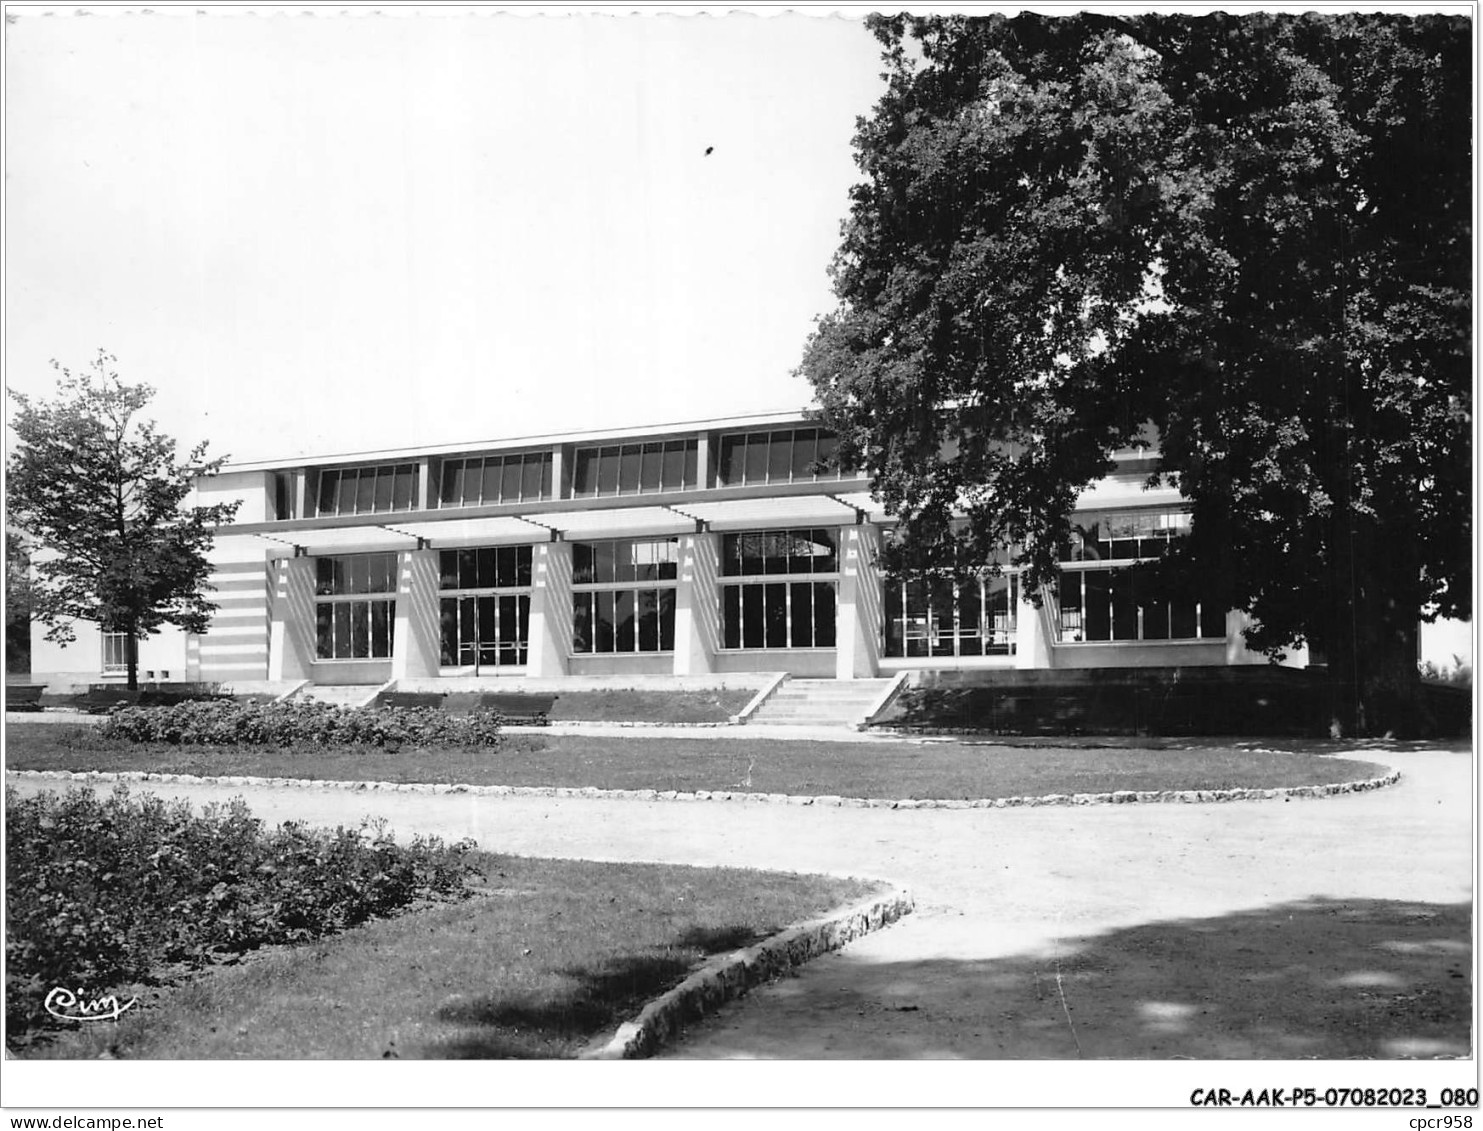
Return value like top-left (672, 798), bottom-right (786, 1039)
top-left (6, 6), bottom-right (888, 464)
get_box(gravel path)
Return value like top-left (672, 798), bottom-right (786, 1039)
top-left (6, 741), bottom-right (1470, 1060)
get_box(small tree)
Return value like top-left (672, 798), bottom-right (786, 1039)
top-left (6, 352), bottom-right (240, 689)
top-left (6, 529), bottom-right (33, 674)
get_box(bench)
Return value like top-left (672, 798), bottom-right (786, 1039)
top-left (6, 686), bottom-right (45, 712)
top-left (475, 692), bottom-right (559, 724)
top-left (374, 691), bottom-right (447, 711)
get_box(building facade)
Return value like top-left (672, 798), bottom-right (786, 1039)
top-left (30, 411), bottom-right (1282, 687)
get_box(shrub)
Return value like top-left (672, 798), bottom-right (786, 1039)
top-left (101, 699), bottom-right (505, 748)
top-left (5, 785), bottom-right (478, 1046)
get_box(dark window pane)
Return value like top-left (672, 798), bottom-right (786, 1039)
top-left (540, 454), bottom-right (553, 499)
top-left (316, 605), bottom-right (333, 658)
top-left (333, 603), bottom-right (352, 658)
top-left (317, 471), bottom-right (338, 516)
top-left (442, 461), bottom-right (465, 506)
top-left (439, 598), bottom-right (458, 664)
top-left (613, 539), bottom-right (637, 584)
top-left (495, 547), bottom-right (515, 589)
top-left (590, 541), bottom-right (616, 585)
top-left (764, 532), bottom-right (790, 575)
top-left (457, 550), bottom-right (476, 591)
top-left (439, 551), bottom-right (459, 590)
top-left (1059, 574), bottom-right (1084, 641)
top-left (348, 556), bottom-right (370, 594)
top-left (368, 554), bottom-right (393, 594)
top-left (1171, 600), bottom-right (1197, 639)
top-left (741, 585), bottom-right (764, 648)
top-left (740, 533), bottom-right (765, 577)
top-left (723, 586), bottom-right (741, 648)
top-left (516, 547), bottom-right (532, 587)
top-left (573, 544), bottom-right (595, 585)
top-left (393, 465), bottom-right (415, 511)
top-left (720, 435), bottom-right (745, 485)
top-left (657, 539), bottom-right (677, 581)
top-left (813, 583), bottom-right (836, 647)
top-left (354, 470), bottom-right (375, 514)
top-left (640, 443), bottom-right (663, 492)
top-left (477, 548), bottom-right (497, 590)
top-left (764, 583), bottom-right (787, 647)
top-left (596, 591), bottom-right (616, 652)
top-left (472, 457), bottom-right (496, 503)
top-left (1112, 572), bottom-right (1137, 639)
top-left (350, 602), bottom-right (369, 657)
top-left (522, 454), bottom-right (544, 501)
top-left (316, 558), bottom-right (335, 596)
top-left (371, 600), bottom-right (391, 657)
top-left (659, 590), bottom-right (675, 651)
top-left (573, 448), bottom-right (598, 496)
top-left (790, 583), bottom-right (814, 647)
top-left (517, 596), bottom-right (530, 663)
top-left (791, 429), bottom-right (818, 481)
top-left (499, 595), bottom-right (520, 645)
top-left (721, 534), bottom-right (741, 577)
top-left (637, 589), bottom-right (659, 650)
top-left (597, 447), bottom-right (621, 495)
top-left (338, 471), bottom-right (358, 515)
top-left (683, 439), bottom-right (698, 489)
top-left (371, 468), bottom-right (394, 512)
top-left (1085, 572), bottom-right (1112, 641)
top-left (744, 434), bottom-right (768, 484)
top-left (615, 590), bottom-right (636, 651)
top-left (768, 431), bottom-right (792, 483)
top-left (662, 441), bottom-right (686, 490)
top-left (884, 582), bottom-right (903, 657)
top-left (501, 457), bottom-right (522, 503)
top-left (618, 446), bottom-right (642, 494)
top-left (572, 592), bottom-right (593, 653)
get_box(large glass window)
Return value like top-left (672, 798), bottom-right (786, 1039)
top-left (314, 465), bottom-right (418, 517)
top-left (102, 632), bottom-right (129, 673)
top-left (438, 547), bottom-right (533, 668)
top-left (572, 439), bottom-right (698, 497)
top-left (572, 539), bottom-right (678, 654)
top-left (1056, 511), bottom-right (1223, 642)
top-left (438, 452), bottom-right (553, 507)
top-left (716, 428), bottom-right (841, 487)
top-left (719, 528), bottom-right (838, 650)
top-left (314, 553), bottom-right (398, 660)
top-left (884, 573), bottom-right (1019, 658)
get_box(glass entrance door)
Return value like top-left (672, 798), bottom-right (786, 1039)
top-left (440, 594), bottom-right (530, 672)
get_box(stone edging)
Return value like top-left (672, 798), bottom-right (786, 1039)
top-left (6, 767), bottom-right (1401, 808)
top-left (578, 884), bottom-right (914, 1060)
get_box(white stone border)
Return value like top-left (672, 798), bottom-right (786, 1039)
top-left (6, 767), bottom-right (1401, 808)
top-left (578, 884), bottom-right (915, 1059)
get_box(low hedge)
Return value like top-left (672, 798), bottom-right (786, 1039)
top-left (5, 785), bottom-right (479, 1045)
top-left (101, 698), bottom-right (505, 747)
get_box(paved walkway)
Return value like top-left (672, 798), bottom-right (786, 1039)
top-left (6, 741), bottom-right (1471, 1059)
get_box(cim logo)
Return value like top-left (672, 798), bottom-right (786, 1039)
top-left (43, 986), bottom-right (138, 1023)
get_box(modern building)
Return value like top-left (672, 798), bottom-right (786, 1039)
top-left (28, 410), bottom-right (1286, 694)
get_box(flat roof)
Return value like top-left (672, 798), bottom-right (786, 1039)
top-left (219, 409), bottom-right (821, 474)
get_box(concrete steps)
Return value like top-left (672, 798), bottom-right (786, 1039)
top-left (746, 678), bottom-right (895, 728)
top-left (300, 684), bottom-right (382, 709)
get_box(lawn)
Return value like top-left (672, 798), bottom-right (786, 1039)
top-left (5, 723), bottom-right (1392, 800)
top-left (19, 851), bottom-right (880, 1060)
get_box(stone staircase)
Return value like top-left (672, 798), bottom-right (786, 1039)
top-left (299, 684), bottom-right (381, 709)
top-left (745, 678), bottom-right (897, 728)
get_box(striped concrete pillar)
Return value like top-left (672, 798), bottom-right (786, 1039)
top-left (526, 541), bottom-right (572, 678)
top-left (197, 538), bottom-right (272, 682)
top-left (835, 524), bottom-right (882, 680)
top-left (267, 556), bottom-right (316, 682)
top-left (673, 532), bottom-right (719, 676)
top-left (391, 549), bottom-right (442, 680)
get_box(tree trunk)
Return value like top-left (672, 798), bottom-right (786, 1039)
top-left (125, 624), bottom-right (139, 691)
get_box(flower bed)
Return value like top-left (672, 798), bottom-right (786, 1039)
top-left (101, 698), bottom-right (504, 748)
top-left (5, 784), bottom-right (478, 1047)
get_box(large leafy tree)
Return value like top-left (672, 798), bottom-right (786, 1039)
top-left (6, 352), bottom-right (240, 689)
top-left (801, 13), bottom-right (1470, 736)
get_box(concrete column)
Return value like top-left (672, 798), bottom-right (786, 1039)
top-left (392, 549), bottom-right (443, 680)
top-left (835, 524), bottom-right (882, 680)
top-left (1224, 609), bottom-right (1268, 665)
top-left (268, 556), bottom-right (317, 682)
top-left (526, 541), bottom-right (572, 678)
top-left (673, 531), bottom-right (719, 675)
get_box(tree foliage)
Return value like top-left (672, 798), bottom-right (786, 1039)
top-left (6, 352), bottom-right (240, 688)
top-left (801, 13), bottom-right (1471, 734)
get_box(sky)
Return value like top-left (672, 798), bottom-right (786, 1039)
top-left (6, 5), bottom-right (889, 464)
